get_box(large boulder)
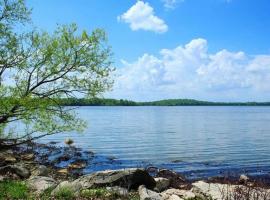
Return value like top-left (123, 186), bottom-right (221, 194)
top-left (73, 168), bottom-right (156, 190)
top-left (27, 176), bottom-right (57, 194)
top-left (192, 181), bottom-right (235, 200)
top-left (0, 165), bottom-right (30, 179)
top-left (192, 181), bottom-right (270, 200)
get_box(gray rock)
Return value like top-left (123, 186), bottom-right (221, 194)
top-left (73, 168), bottom-right (156, 190)
top-left (0, 150), bottom-right (16, 163)
top-left (0, 165), bottom-right (30, 178)
top-left (154, 177), bottom-right (170, 192)
top-left (239, 174), bottom-right (249, 183)
top-left (139, 185), bottom-right (163, 200)
top-left (51, 181), bottom-right (82, 196)
top-left (106, 186), bottom-right (129, 196)
top-left (27, 176), bottom-right (57, 194)
top-left (156, 169), bottom-right (187, 189)
top-left (192, 181), bottom-right (234, 200)
top-left (32, 165), bottom-right (49, 177)
top-left (161, 188), bottom-right (195, 199)
top-left (167, 195), bottom-right (183, 200)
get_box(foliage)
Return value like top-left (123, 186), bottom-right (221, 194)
top-left (60, 98), bottom-right (137, 106)
top-left (0, 180), bottom-right (29, 200)
top-left (0, 0), bottom-right (114, 146)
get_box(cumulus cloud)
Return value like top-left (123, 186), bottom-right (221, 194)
top-left (118, 1), bottom-right (168, 33)
top-left (109, 39), bottom-right (270, 101)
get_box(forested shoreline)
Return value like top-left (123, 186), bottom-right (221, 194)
top-left (59, 98), bottom-right (270, 106)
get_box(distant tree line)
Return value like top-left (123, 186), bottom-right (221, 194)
top-left (59, 98), bottom-right (270, 106)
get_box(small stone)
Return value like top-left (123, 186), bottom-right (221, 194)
top-left (239, 174), bottom-right (249, 183)
top-left (68, 163), bottom-right (86, 169)
top-left (22, 153), bottom-right (34, 161)
top-left (64, 138), bottom-right (74, 146)
top-left (4, 156), bottom-right (17, 162)
top-left (57, 168), bottom-right (68, 174)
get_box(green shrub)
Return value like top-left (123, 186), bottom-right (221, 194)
top-left (81, 188), bottom-right (113, 199)
top-left (0, 180), bottom-right (29, 200)
top-left (54, 187), bottom-right (75, 200)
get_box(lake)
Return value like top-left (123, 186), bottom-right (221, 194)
top-left (42, 106), bottom-right (270, 179)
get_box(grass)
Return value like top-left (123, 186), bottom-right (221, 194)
top-left (54, 187), bottom-right (75, 200)
top-left (81, 188), bottom-right (140, 200)
top-left (0, 181), bottom-right (139, 200)
top-left (0, 180), bottom-right (29, 200)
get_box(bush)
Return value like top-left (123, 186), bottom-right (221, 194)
top-left (0, 180), bottom-right (29, 200)
top-left (54, 187), bottom-right (75, 200)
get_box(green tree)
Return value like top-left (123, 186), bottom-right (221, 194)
top-left (0, 0), bottom-right (114, 147)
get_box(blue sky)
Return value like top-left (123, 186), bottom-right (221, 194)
top-left (27, 0), bottom-right (270, 102)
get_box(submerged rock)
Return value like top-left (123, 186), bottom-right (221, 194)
top-left (27, 176), bottom-right (57, 194)
top-left (68, 161), bottom-right (86, 169)
top-left (57, 168), bottom-right (68, 174)
top-left (73, 168), bottom-right (156, 190)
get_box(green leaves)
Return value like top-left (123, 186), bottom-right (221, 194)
top-left (0, 0), bottom-right (114, 144)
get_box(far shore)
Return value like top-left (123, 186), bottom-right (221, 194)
top-left (58, 97), bottom-right (270, 107)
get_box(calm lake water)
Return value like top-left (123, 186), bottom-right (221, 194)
top-left (42, 106), bottom-right (270, 179)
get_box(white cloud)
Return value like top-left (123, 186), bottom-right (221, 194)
top-left (109, 39), bottom-right (270, 101)
top-left (162, 0), bottom-right (183, 9)
top-left (118, 1), bottom-right (168, 33)
top-left (161, 0), bottom-right (230, 9)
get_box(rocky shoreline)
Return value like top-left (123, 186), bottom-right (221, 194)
top-left (1, 142), bottom-right (270, 200)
